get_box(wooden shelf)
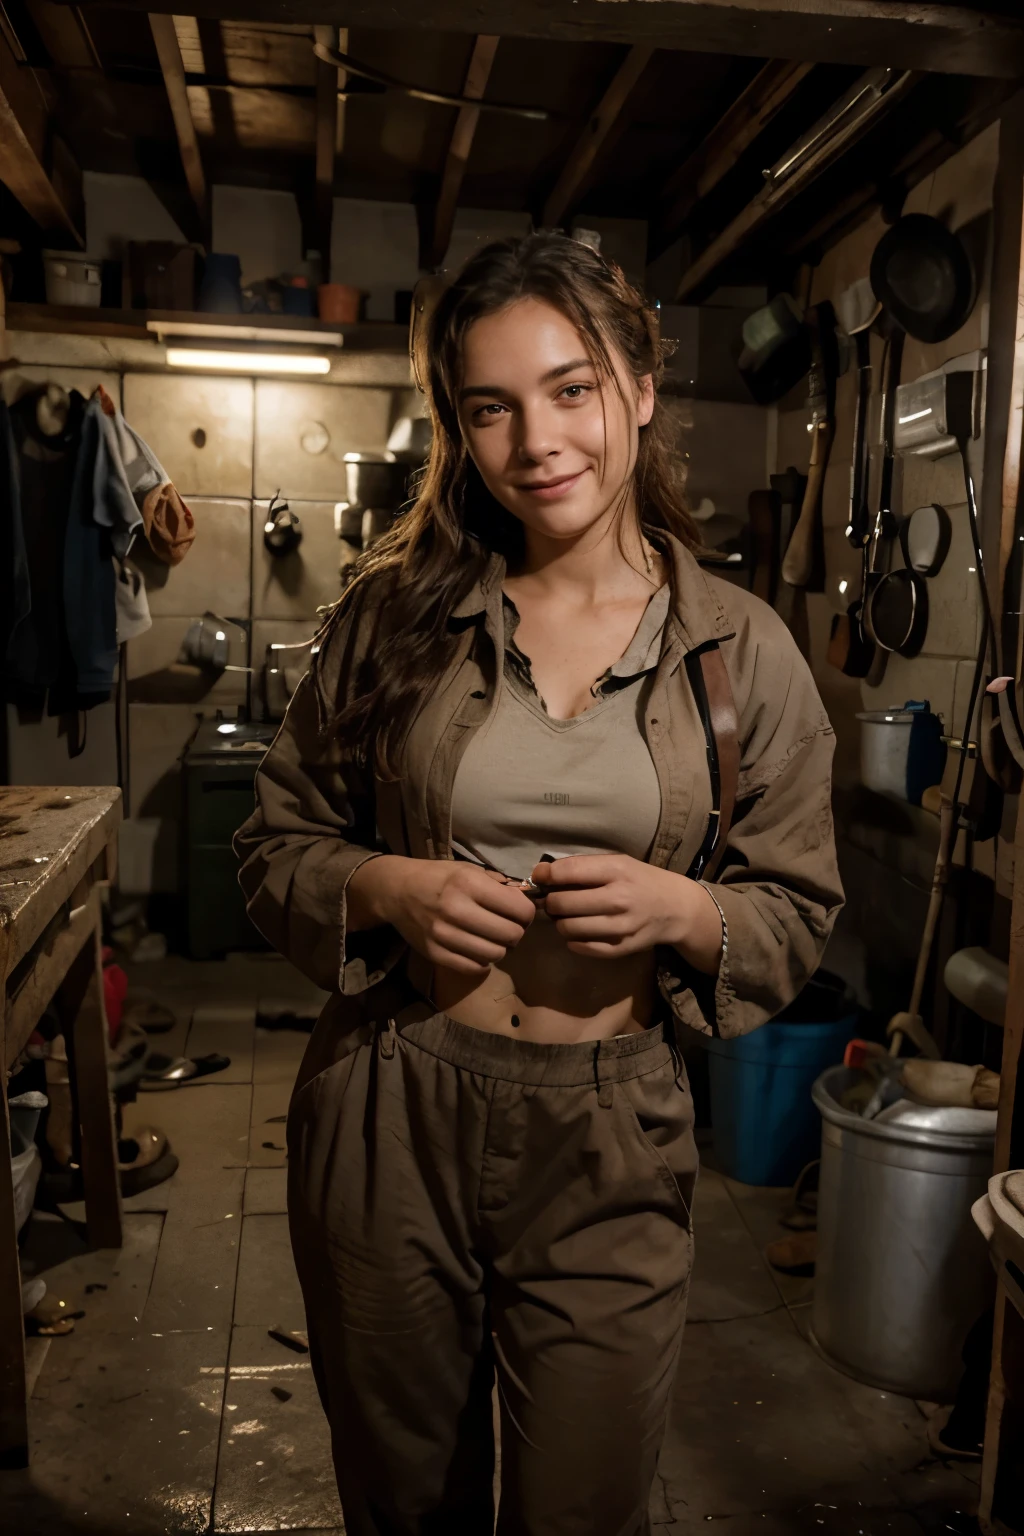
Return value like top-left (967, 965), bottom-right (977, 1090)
top-left (5, 304), bottom-right (408, 352)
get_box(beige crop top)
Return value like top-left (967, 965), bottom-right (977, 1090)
top-left (450, 585), bottom-right (668, 883)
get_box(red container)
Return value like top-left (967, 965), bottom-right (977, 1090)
top-left (318, 283), bottom-right (362, 324)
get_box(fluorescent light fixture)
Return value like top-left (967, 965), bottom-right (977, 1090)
top-left (150, 320), bottom-right (343, 346)
top-left (166, 347), bottom-right (331, 375)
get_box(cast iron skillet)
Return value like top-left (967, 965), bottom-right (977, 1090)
top-left (870, 214), bottom-right (975, 344)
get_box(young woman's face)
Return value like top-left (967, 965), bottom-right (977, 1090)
top-left (457, 297), bottom-right (653, 545)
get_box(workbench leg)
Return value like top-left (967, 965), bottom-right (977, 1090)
top-left (0, 1081), bottom-right (28, 1469)
top-left (59, 925), bottom-right (122, 1251)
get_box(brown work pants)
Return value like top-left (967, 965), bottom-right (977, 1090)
top-left (287, 1002), bottom-right (697, 1536)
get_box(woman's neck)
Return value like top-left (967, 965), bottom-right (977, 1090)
top-left (510, 507), bottom-right (665, 605)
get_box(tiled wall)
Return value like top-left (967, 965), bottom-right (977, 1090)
top-left (773, 120), bottom-right (1005, 1020)
top-left (1, 358), bottom-right (420, 892)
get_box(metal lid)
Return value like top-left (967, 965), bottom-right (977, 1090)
top-left (813, 1065), bottom-right (996, 1151)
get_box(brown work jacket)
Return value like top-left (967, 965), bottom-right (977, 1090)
top-left (234, 532), bottom-right (843, 1042)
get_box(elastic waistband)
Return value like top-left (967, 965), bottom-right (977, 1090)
top-left (386, 1001), bottom-right (674, 1087)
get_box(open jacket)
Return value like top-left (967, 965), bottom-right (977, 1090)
top-left (234, 533), bottom-right (844, 1042)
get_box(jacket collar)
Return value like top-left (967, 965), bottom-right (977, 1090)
top-left (448, 530), bottom-right (734, 652)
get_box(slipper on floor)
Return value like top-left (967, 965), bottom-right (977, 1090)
top-left (121, 1147), bottom-right (179, 1198)
top-left (122, 998), bottom-right (177, 1035)
top-left (117, 1126), bottom-right (168, 1172)
top-left (765, 1231), bottom-right (817, 1275)
top-left (139, 1053), bottom-right (231, 1090)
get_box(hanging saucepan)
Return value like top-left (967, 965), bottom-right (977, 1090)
top-left (870, 214), bottom-right (976, 344)
top-left (867, 564), bottom-right (928, 659)
top-left (899, 502), bottom-right (951, 578)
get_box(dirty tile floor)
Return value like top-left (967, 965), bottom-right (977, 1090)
top-left (2, 954), bottom-right (980, 1534)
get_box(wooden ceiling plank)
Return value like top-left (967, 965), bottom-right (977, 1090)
top-left (126, 2), bottom-right (1024, 82)
top-left (0, 37), bottom-right (83, 242)
top-left (149, 12), bottom-right (208, 226)
top-left (426, 32), bottom-right (499, 270)
top-left (659, 59), bottom-right (814, 238)
top-left (541, 44), bottom-right (652, 230)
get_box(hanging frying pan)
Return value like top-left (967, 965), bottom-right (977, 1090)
top-left (870, 214), bottom-right (976, 344)
top-left (867, 564), bottom-right (929, 658)
top-left (899, 502), bottom-right (951, 577)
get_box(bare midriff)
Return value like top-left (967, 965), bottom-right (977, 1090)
top-left (431, 908), bottom-right (657, 1042)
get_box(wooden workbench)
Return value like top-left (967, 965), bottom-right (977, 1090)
top-left (0, 786), bottom-right (122, 1470)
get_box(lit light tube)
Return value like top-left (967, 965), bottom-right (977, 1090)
top-left (165, 348), bottom-right (331, 375)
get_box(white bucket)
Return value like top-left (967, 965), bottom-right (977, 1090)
top-left (43, 251), bottom-right (102, 307)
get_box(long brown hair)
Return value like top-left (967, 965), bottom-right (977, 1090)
top-left (315, 230), bottom-right (698, 775)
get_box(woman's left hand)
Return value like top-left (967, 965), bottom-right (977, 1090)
top-left (529, 854), bottom-right (724, 975)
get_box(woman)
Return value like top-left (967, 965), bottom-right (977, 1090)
top-left (235, 232), bottom-right (843, 1536)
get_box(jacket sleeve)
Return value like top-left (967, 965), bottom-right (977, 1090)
top-left (232, 589), bottom-right (405, 995)
top-left (662, 598), bottom-right (844, 1040)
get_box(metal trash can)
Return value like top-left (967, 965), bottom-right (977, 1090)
top-left (811, 1064), bottom-right (995, 1401)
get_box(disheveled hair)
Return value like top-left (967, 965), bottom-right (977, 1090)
top-left (313, 230), bottom-right (698, 775)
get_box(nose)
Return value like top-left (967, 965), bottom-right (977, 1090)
top-left (514, 400), bottom-right (561, 465)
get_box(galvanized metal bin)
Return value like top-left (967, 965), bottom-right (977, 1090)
top-left (811, 1065), bottom-right (995, 1402)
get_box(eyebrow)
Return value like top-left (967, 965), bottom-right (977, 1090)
top-left (459, 356), bottom-right (595, 403)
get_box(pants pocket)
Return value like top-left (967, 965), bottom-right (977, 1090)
top-left (617, 1064), bottom-right (698, 1230)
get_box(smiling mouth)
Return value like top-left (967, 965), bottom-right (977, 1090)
top-left (517, 470), bottom-right (587, 497)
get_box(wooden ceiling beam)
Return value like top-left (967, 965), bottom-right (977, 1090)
top-left (0, 33), bottom-right (83, 243)
top-left (130, 2), bottom-right (1024, 81)
top-left (424, 33), bottom-right (498, 271)
top-left (657, 59), bottom-right (813, 244)
top-left (149, 13), bottom-right (208, 234)
top-left (312, 23), bottom-right (346, 276)
top-left (542, 44), bottom-right (652, 230)
top-left (674, 65), bottom-right (917, 300)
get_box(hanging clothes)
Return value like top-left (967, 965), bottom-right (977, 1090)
top-left (0, 384), bottom-right (192, 712)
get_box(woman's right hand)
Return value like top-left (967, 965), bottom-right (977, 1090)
top-left (347, 856), bottom-right (537, 975)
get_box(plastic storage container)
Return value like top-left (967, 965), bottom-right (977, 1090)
top-left (855, 698), bottom-right (946, 805)
top-left (43, 251), bottom-right (101, 307)
top-left (704, 970), bottom-right (857, 1186)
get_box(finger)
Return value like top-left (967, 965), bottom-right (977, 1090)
top-left (445, 896), bottom-right (531, 949)
top-left (565, 938), bottom-right (632, 959)
top-left (544, 887), bottom-right (624, 919)
top-left (530, 855), bottom-right (622, 888)
top-left (432, 922), bottom-right (507, 967)
top-left (554, 916), bottom-right (629, 942)
top-left (427, 945), bottom-right (491, 977)
top-left (465, 872), bottom-right (537, 923)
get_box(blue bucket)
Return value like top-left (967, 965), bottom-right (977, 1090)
top-left (704, 970), bottom-right (858, 1187)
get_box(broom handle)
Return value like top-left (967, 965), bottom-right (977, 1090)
top-left (891, 795), bottom-right (956, 1055)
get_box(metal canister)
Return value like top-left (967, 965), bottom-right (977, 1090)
top-left (811, 1065), bottom-right (995, 1401)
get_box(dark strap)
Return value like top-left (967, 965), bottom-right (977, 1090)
top-left (684, 643), bottom-right (740, 881)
